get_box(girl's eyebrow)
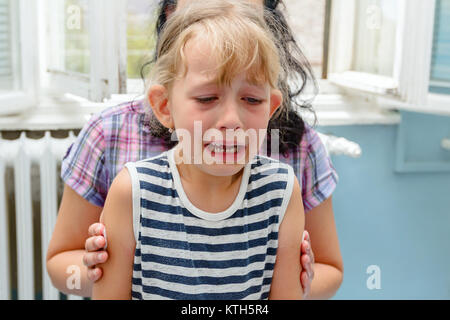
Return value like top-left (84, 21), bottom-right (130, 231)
top-left (240, 83), bottom-right (268, 95)
top-left (190, 81), bottom-right (218, 90)
top-left (186, 79), bottom-right (220, 94)
top-left (243, 83), bottom-right (266, 90)
top-left (186, 75), bottom-right (268, 93)
top-left (188, 83), bottom-right (267, 96)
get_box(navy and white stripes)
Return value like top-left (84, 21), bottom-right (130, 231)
top-left (125, 148), bottom-right (294, 300)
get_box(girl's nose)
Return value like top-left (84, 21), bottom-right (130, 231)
top-left (216, 99), bottom-right (243, 131)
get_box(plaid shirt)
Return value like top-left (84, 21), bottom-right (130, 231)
top-left (61, 99), bottom-right (338, 212)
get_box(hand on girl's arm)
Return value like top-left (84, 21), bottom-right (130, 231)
top-left (91, 168), bottom-right (136, 300)
top-left (300, 230), bottom-right (315, 298)
top-left (83, 222), bottom-right (108, 282)
top-left (269, 176), bottom-right (305, 300)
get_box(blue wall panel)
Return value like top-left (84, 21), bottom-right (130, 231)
top-left (317, 114), bottom-right (450, 299)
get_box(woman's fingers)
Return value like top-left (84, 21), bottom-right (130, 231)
top-left (84, 235), bottom-right (108, 268)
top-left (84, 223), bottom-right (108, 283)
top-left (299, 231), bottom-right (314, 298)
top-left (87, 267), bottom-right (103, 283)
top-left (85, 236), bottom-right (106, 252)
top-left (301, 254), bottom-right (314, 280)
top-left (300, 230), bottom-right (315, 283)
top-left (300, 270), bottom-right (310, 298)
top-left (304, 231), bottom-right (315, 265)
top-left (83, 251), bottom-right (108, 268)
top-left (88, 223), bottom-right (104, 237)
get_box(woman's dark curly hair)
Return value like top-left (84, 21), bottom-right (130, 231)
top-left (140, 0), bottom-right (318, 157)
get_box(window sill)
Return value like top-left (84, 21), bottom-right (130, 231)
top-left (377, 93), bottom-right (450, 117)
top-left (0, 92), bottom-right (37, 117)
top-left (301, 94), bottom-right (402, 127)
top-left (0, 93), bottom-right (143, 131)
top-left (0, 92), bottom-right (403, 131)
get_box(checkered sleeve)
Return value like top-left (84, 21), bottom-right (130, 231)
top-left (61, 112), bottom-right (108, 207)
top-left (301, 126), bottom-right (339, 212)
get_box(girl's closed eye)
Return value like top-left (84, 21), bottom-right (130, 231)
top-left (242, 96), bottom-right (264, 105)
top-left (195, 96), bottom-right (218, 104)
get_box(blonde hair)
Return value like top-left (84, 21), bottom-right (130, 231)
top-left (147, 0), bottom-right (282, 93)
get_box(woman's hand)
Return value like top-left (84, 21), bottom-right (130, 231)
top-left (300, 230), bottom-right (315, 298)
top-left (83, 223), bottom-right (108, 282)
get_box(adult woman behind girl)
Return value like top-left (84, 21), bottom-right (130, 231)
top-left (46, 0), bottom-right (343, 299)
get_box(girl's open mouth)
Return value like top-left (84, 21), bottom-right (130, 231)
top-left (204, 141), bottom-right (247, 163)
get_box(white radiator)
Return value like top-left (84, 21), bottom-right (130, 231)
top-left (0, 131), bottom-right (83, 300)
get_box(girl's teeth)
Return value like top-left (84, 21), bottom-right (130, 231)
top-left (209, 143), bottom-right (238, 153)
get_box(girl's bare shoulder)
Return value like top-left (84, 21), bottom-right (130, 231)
top-left (101, 167), bottom-right (133, 224)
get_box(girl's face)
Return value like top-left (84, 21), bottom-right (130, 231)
top-left (150, 37), bottom-right (282, 178)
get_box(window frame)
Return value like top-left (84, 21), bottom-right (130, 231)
top-left (326, 0), bottom-right (444, 114)
top-left (3, 0), bottom-right (448, 121)
top-left (43, 0), bottom-right (128, 102)
top-left (0, 0), bottom-right (39, 116)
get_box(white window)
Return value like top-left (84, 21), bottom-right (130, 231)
top-left (42, 0), bottom-right (128, 102)
top-left (0, 0), bottom-right (38, 116)
top-left (328, 0), bottom-right (400, 95)
top-left (2, 0), bottom-right (448, 117)
top-left (40, 0), bottom-right (160, 100)
top-left (327, 0), bottom-right (449, 115)
top-left (0, 0), bottom-right (16, 92)
top-left (425, 0), bottom-right (450, 115)
top-left (429, 0), bottom-right (450, 95)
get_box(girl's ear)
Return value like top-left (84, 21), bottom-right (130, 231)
top-left (148, 84), bottom-right (173, 129)
top-left (269, 89), bottom-right (283, 118)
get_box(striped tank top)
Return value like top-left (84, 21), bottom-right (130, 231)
top-left (124, 147), bottom-right (295, 300)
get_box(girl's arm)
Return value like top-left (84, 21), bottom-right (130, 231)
top-left (91, 168), bottom-right (136, 300)
top-left (269, 176), bottom-right (305, 300)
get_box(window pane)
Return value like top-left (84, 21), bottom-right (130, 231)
top-left (352, 0), bottom-right (399, 77)
top-left (65, 0), bottom-right (90, 74)
top-left (430, 0), bottom-right (450, 94)
top-left (126, 0), bottom-right (327, 81)
top-left (0, 0), bottom-right (19, 92)
top-left (127, 0), bottom-right (157, 80)
top-left (283, 0), bottom-right (326, 79)
top-left (46, 0), bottom-right (90, 74)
